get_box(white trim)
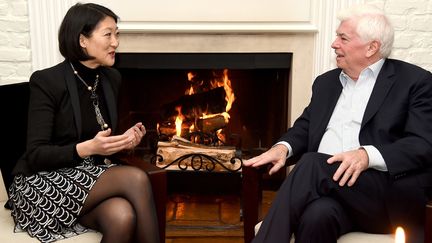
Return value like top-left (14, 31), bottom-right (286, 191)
top-left (90, 0), bottom-right (312, 23)
top-left (28, 0), bottom-right (77, 71)
top-left (311, 0), bottom-right (365, 79)
top-left (118, 22), bottom-right (318, 33)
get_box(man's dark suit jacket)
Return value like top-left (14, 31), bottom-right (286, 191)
top-left (279, 58), bottom-right (432, 231)
top-left (12, 60), bottom-right (122, 176)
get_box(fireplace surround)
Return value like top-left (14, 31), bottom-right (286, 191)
top-left (115, 52), bottom-right (292, 160)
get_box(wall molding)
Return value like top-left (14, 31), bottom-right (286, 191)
top-left (117, 21), bottom-right (318, 34)
top-left (28, 0), bottom-right (77, 71)
top-left (311, 0), bottom-right (364, 77)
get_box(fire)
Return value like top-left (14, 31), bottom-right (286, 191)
top-left (175, 106), bottom-right (184, 137)
top-left (186, 72), bottom-right (198, 95)
top-left (222, 69), bottom-right (235, 114)
top-left (208, 69), bottom-right (235, 123)
top-left (395, 227), bottom-right (405, 243)
top-left (169, 69), bottom-right (236, 144)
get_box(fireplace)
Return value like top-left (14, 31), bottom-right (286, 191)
top-left (115, 53), bottom-right (292, 164)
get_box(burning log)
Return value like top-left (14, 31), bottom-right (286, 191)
top-left (158, 126), bottom-right (176, 136)
top-left (155, 136), bottom-right (238, 171)
top-left (158, 115), bottom-right (227, 143)
top-left (196, 114), bottom-right (227, 132)
top-left (161, 87), bottom-right (226, 120)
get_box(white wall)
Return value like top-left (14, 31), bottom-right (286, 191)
top-left (365, 0), bottom-right (432, 71)
top-left (0, 0), bottom-right (31, 85)
top-left (0, 0), bottom-right (431, 85)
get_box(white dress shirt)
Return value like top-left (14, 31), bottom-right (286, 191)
top-left (278, 59), bottom-right (387, 171)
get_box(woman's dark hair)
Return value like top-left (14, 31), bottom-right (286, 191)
top-left (58, 3), bottom-right (118, 61)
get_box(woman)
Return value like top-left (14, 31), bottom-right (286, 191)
top-left (8, 3), bottom-right (159, 243)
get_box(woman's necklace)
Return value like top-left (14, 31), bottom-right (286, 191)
top-left (70, 62), bottom-right (109, 130)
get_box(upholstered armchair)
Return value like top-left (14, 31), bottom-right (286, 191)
top-left (241, 165), bottom-right (432, 243)
top-left (0, 82), bottom-right (167, 243)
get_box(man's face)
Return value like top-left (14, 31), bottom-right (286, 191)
top-left (331, 19), bottom-right (370, 79)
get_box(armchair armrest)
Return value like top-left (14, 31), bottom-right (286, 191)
top-left (116, 155), bottom-right (167, 243)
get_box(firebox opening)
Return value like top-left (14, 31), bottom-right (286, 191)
top-left (115, 53), bottom-right (292, 160)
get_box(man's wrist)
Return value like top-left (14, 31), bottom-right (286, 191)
top-left (358, 146), bottom-right (369, 167)
top-left (274, 144), bottom-right (288, 157)
top-left (359, 145), bottom-right (388, 171)
top-left (274, 141), bottom-right (293, 158)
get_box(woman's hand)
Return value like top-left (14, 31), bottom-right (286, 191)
top-left (76, 122), bottom-right (146, 158)
top-left (77, 128), bottom-right (133, 157)
top-left (123, 122), bottom-right (146, 150)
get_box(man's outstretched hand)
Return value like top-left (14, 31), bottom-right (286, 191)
top-left (243, 144), bottom-right (288, 175)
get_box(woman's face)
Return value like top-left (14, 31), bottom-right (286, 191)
top-left (79, 16), bottom-right (119, 68)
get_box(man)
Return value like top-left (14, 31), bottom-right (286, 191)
top-left (244, 4), bottom-right (432, 243)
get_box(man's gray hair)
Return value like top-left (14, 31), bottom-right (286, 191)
top-left (337, 4), bottom-right (394, 58)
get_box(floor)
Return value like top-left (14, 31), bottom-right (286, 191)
top-left (165, 190), bottom-right (276, 243)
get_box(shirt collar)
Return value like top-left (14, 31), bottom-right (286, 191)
top-left (339, 58), bottom-right (385, 86)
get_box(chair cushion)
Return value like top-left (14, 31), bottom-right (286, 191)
top-left (337, 231), bottom-right (394, 243)
top-left (0, 173), bottom-right (8, 202)
top-left (254, 221), bottom-right (394, 243)
top-left (0, 177), bottom-right (102, 243)
top-left (0, 202), bottom-right (102, 242)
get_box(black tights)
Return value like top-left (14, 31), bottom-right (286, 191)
top-left (78, 165), bottom-right (159, 243)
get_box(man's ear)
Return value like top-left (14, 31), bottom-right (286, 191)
top-left (366, 40), bottom-right (380, 58)
top-left (79, 34), bottom-right (87, 48)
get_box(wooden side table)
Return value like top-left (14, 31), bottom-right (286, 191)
top-left (241, 166), bottom-right (262, 243)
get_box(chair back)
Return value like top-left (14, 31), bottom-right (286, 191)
top-left (0, 82), bottom-right (29, 196)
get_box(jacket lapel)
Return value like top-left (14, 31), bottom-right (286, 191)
top-left (310, 72), bottom-right (343, 150)
top-left (64, 61), bottom-right (82, 139)
top-left (320, 81), bottom-right (343, 130)
top-left (100, 72), bottom-right (118, 132)
top-left (361, 60), bottom-right (396, 127)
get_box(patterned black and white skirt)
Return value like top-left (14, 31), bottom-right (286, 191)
top-left (8, 157), bottom-right (115, 243)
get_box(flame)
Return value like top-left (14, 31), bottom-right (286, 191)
top-left (395, 227), bottom-right (405, 243)
top-left (216, 128), bottom-right (225, 142)
top-left (206, 69), bottom-right (235, 123)
top-left (175, 106), bottom-right (184, 137)
top-left (187, 72), bottom-right (195, 81)
top-left (222, 69), bottom-right (235, 113)
top-left (186, 72), bottom-right (197, 95)
top-left (189, 124), bottom-right (195, 133)
top-left (186, 86), bottom-right (194, 95)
